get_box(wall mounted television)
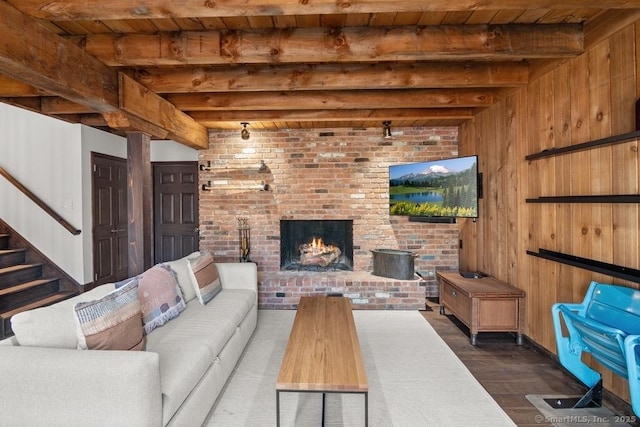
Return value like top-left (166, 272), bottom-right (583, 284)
top-left (389, 155), bottom-right (479, 219)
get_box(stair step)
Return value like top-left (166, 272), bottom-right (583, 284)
top-left (0, 248), bottom-right (26, 268)
top-left (0, 278), bottom-right (58, 297)
top-left (0, 278), bottom-right (61, 312)
top-left (1, 291), bottom-right (76, 318)
top-left (0, 264), bottom-right (43, 289)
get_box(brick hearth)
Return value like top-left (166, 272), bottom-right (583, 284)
top-left (259, 271), bottom-right (427, 310)
top-left (198, 126), bottom-right (462, 309)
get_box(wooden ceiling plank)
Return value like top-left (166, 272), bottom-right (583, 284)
top-left (84, 24), bottom-right (583, 66)
top-left (167, 89), bottom-right (495, 110)
top-left (11, 1), bottom-right (640, 20)
top-left (188, 108), bottom-right (475, 123)
top-left (584, 9), bottom-right (640, 49)
top-left (118, 73), bottom-right (209, 149)
top-left (133, 62), bottom-right (528, 93)
top-left (0, 1), bottom-right (119, 113)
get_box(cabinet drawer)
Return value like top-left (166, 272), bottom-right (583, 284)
top-left (440, 281), bottom-right (471, 325)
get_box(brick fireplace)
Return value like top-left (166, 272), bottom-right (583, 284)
top-left (197, 127), bottom-right (461, 309)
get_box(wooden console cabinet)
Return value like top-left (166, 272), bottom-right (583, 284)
top-left (437, 272), bottom-right (525, 345)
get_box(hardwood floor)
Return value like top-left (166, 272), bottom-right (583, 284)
top-left (421, 299), bottom-right (639, 427)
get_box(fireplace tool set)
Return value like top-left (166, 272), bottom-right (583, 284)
top-left (237, 216), bottom-right (251, 262)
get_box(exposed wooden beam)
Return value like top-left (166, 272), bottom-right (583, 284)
top-left (41, 97), bottom-right (96, 114)
top-left (0, 1), bottom-right (206, 149)
top-left (0, 1), bottom-right (118, 112)
top-left (118, 73), bottom-right (209, 149)
top-left (0, 97), bottom-right (42, 113)
top-left (85, 25), bottom-right (583, 66)
top-left (188, 108), bottom-right (475, 124)
top-left (0, 75), bottom-right (46, 97)
top-left (133, 62), bottom-right (529, 93)
top-left (167, 89), bottom-right (495, 110)
top-left (103, 112), bottom-right (170, 140)
top-left (10, 1), bottom-right (640, 20)
top-left (126, 132), bottom-right (153, 275)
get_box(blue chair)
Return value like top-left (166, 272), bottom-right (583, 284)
top-left (551, 281), bottom-right (640, 415)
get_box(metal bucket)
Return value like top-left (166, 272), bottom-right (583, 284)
top-left (371, 249), bottom-right (417, 280)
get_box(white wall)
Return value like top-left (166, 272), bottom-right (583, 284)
top-left (0, 103), bottom-right (86, 282)
top-left (1, 103), bottom-right (199, 285)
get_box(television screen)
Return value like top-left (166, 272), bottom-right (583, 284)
top-left (389, 155), bottom-right (479, 218)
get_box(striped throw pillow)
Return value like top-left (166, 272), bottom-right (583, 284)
top-left (187, 251), bottom-right (222, 305)
top-left (74, 279), bottom-right (143, 350)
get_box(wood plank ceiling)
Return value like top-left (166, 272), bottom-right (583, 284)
top-left (1, 1), bottom-right (640, 148)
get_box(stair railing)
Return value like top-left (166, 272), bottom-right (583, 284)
top-left (0, 166), bottom-right (81, 235)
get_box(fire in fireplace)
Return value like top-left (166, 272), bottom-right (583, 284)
top-left (280, 220), bottom-right (353, 271)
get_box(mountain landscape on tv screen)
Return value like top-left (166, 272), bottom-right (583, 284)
top-left (389, 157), bottom-right (478, 218)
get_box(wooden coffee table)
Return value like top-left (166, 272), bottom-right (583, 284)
top-left (276, 296), bottom-right (368, 426)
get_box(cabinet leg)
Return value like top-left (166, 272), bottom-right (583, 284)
top-left (516, 333), bottom-right (523, 345)
top-left (471, 334), bottom-right (478, 346)
top-left (439, 305), bottom-right (445, 315)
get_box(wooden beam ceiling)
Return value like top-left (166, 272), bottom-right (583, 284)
top-left (1, 1), bottom-right (639, 143)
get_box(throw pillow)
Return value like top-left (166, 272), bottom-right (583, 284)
top-left (162, 251), bottom-right (201, 303)
top-left (74, 279), bottom-right (143, 351)
top-left (187, 251), bottom-right (222, 305)
top-left (135, 264), bottom-right (186, 334)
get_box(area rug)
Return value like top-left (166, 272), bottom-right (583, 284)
top-left (205, 309), bottom-right (516, 426)
top-left (526, 394), bottom-right (633, 427)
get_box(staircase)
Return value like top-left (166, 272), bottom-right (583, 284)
top-left (0, 231), bottom-right (79, 339)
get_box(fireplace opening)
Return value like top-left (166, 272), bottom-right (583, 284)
top-left (280, 220), bottom-right (353, 271)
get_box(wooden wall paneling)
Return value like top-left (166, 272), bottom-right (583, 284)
top-left (457, 120), bottom-right (480, 273)
top-left (526, 77), bottom-right (545, 343)
top-left (514, 88), bottom-right (531, 337)
top-left (553, 63), bottom-right (575, 305)
top-left (475, 111), bottom-right (489, 274)
top-left (568, 53), bottom-right (594, 302)
top-left (458, 18), bottom-right (640, 405)
top-left (494, 100), bottom-right (508, 278)
top-left (588, 40), bottom-right (614, 283)
top-left (503, 94), bottom-right (519, 288)
top-left (610, 26), bottom-right (640, 291)
top-left (538, 72), bottom-right (558, 347)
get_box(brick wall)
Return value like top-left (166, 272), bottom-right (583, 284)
top-left (198, 126), bottom-right (461, 308)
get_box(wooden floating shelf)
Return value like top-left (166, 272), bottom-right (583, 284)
top-left (526, 195), bottom-right (640, 203)
top-left (527, 248), bottom-right (640, 283)
top-left (525, 130), bottom-right (640, 161)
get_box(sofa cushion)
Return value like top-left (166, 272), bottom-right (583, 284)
top-left (11, 284), bottom-right (116, 349)
top-left (74, 279), bottom-right (144, 351)
top-left (187, 251), bottom-right (222, 305)
top-left (162, 251), bottom-right (201, 303)
top-left (146, 289), bottom-right (256, 358)
top-left (135, 264), bottom-right (187, 335)
top-left (145, 336), bottom-right (214, 423)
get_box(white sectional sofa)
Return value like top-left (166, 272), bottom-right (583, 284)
top-left (0, 253), bottom-right (258, 427)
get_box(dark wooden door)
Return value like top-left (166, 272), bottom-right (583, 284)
top-left (92, 153), bottom-right (128, 285)
top-left (153, 162), bottom-right (199, 263)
